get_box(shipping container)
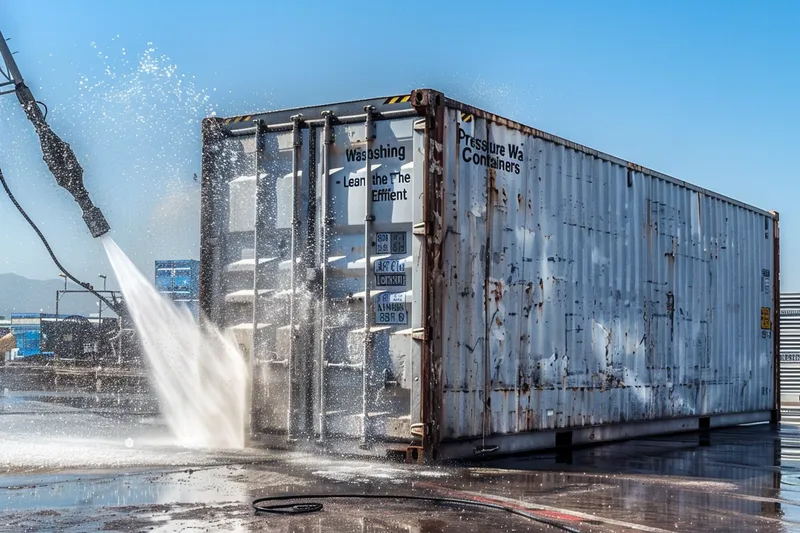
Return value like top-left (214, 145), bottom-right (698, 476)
top-left (8, 313), bottom-right (95, 358)
top-left (199, 89), bottom-right (780, 461)
top-left (9, 325), bottom-right (41, 357)
top-left (155, 259), bottom-right (200, 299)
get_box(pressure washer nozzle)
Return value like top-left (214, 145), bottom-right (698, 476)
top-left (82, 205), bottom-right (110, 238)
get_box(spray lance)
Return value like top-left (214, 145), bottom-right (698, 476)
top-left (0, 30), bottom-right (125, 316)
top-left (0, 30), bottom-right (110, 237)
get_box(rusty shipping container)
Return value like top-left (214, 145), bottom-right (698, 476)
top-left (200, 89), bottom-right (780, 461)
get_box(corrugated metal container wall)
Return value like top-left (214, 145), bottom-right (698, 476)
top-left (438, 105), bottom-right (777, 455)
top-left (780, 293), bottom-right (800, 406)
top-left (201, 89), bottom-right (778, 460)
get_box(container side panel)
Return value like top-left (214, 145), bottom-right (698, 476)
top-left (441, 110), bottom-right (489, 440)
top-left (441, 109), bottom-right (775, 440)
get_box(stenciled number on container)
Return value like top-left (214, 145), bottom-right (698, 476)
top-left (374, 292), bottom-right (408, 325)
top-left (376, 232), bottom-right (406, 255)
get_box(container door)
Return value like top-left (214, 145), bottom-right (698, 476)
top-left (254, 122), bottom-right (314, 438)
top-left (206, 109), bottom-right (425, 449)
top-left (315, 112), bottom-right (423, 445)
top-left (217, 125), bottom-right (316, 438)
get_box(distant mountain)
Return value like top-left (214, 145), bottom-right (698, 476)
top-left (0, 273), bottom-right (110, 319)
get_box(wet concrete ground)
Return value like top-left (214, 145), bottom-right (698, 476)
top-left (2, 390), bottom-right (800, 532)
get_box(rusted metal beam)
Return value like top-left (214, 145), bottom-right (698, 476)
top-left (412, 89), bottom-right (445, 462)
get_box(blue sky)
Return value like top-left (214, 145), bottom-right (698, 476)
top-left (0, 0), bottom-right (798, 290)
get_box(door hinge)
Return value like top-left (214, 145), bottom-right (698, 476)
top-left (411, 328), bottom-right (426, 341)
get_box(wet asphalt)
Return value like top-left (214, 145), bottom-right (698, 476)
top-left (1, 390), bottom-right (799, 532)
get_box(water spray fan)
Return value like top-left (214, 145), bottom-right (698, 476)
top-left (0, 29), bottom-right (110, 238)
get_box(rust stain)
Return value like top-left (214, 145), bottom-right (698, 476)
top-left (492, 280), bottom-right (504, 304)
top-left (488, 169), bottom-right (498, 204)
top-left (539, 278), bottom-right (544, 291)
top-left (696, 191), bottom-right (703, 230)
top-left (518, 193), bottom-right (523, 206)
top-left (667, 291), bottom-right (675, 341)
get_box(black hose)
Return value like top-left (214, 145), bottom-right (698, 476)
top-left (0, 165), bottom-right (117, 313)
top-left (36, 100), bottom-right (47, 120)
top-left (252, 493), bottom-right (582, 532)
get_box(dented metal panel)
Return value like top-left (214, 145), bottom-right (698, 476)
top-left (440, 106), bottom-right (776, 442)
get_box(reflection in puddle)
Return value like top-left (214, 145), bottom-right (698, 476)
top-left (0, 468), bottom-right (247, 510)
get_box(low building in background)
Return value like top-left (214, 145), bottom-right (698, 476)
top-left (155, 259), bottom-right (200, 321)
top-left (3, 313), bottom-right (123, 363)
top-left (8, 313), bottom-right (48, 358)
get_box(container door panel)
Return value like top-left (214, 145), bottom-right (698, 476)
top-left (316, 115), bottom-right (419, 443)
top-left (252, 127), bottom-right (312, 436)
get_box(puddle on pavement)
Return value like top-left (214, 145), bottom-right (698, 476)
top-left (2, 389), bottom-right (159, 415)
top-left (5, 394), bottom-right (800, 531)
top-left (0, 465), bottom-right (566, 533)
top-left (0, 395), bottom-right (277, 477)
top-left (0, 467), bottom-right (252, 510)
top-left (4, 499), bottom-right (564, 533)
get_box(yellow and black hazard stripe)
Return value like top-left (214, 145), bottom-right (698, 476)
top-left (383, 94), bottom-right (412, 105)
top-left (222, 115), bottom-right (253, 125)
top-left (461, 112), bottom-right (473, 123)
